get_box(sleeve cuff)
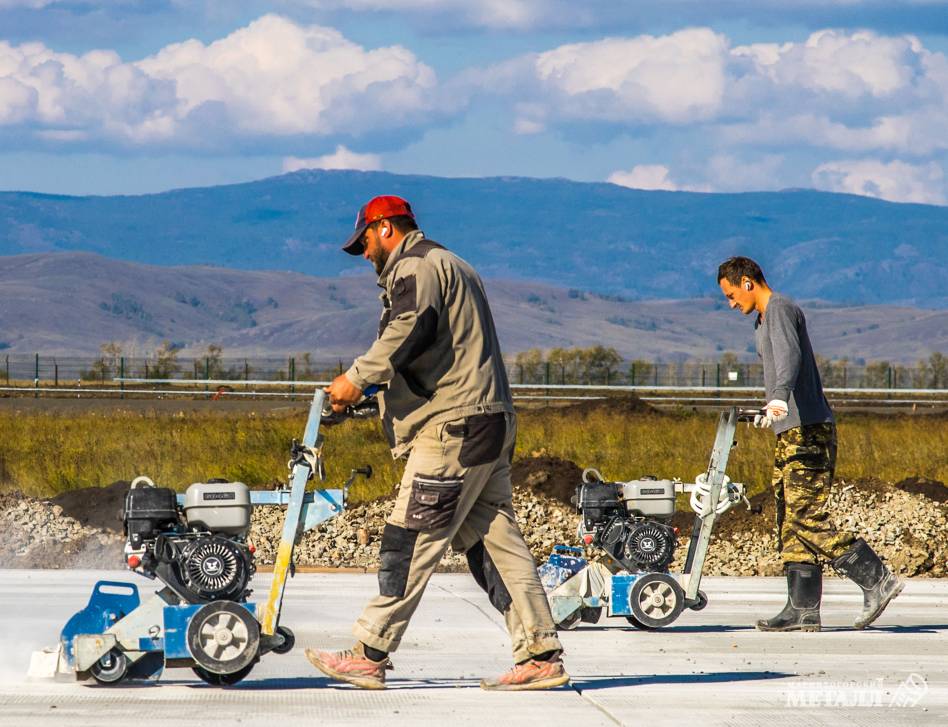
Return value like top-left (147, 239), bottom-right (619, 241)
top-left (772, 387), bottom-right (791, 403)
top-left (344, 366), bottom-right (371, 392)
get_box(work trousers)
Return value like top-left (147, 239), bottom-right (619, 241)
top-left (352, 411), bottom-right (562, 663)
top-left (773, 422), bottom-right (856, 565)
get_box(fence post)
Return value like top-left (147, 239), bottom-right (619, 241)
top-left (338, 359), bottom-right (343, 376)
top-left (144, 362), bottom-right (149, 380)
top-left (289, 356), bottom-right (296, 394)
top-left (701, 368), bottom-right (706, 387)
top-left (244, 359), bottom-right (249, 382)
top-left (34, 353), bottom-right (39, 398)
top-left (716, 363), bottom-right (721, 388)
top-left (886, 366), bottom-right (892, 389)
top-left (4, 355), bottom-right (8, 386)
top-left (630, 363), bottom-right (635, 386)
top-left (54, 363), bottom-right (58, 388)
top-left (518, 364), bottom-right (523, 385)
top-left (120, 357), bottom-right (125, 399)
top-left (654, 364), bottom-right (659, 387)
top-left (205, 357), bottom-right (210, 394)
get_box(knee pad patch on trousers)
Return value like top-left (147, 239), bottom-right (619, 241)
top-left (405, 475), bottom-right (462, 531)
top-left (449, 413), bottom-right (506, 468)
top-left (465, 540), bottom-right (513, 613)
top-left (378, 523), bottom-right (419, 598)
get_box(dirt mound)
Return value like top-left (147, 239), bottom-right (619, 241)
top-left (50, 480), bottom-right (130, 533)
top-left (511, 455), bottom-right (583, 505)
top-left (895, 476), bottom-right (948, 503)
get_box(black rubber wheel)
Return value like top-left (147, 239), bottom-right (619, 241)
top-left (272, 625), bottom-right (295, 655)
top-left (628, 573), bottom-right (685, 629)
top-left (89, 649), bottom-right (128, 684)
top-left (624, 614), bottom-right (654, 630)
top-left (691, 590), bottom-right (709, 611)
top-left (192, 663), bottom-right (255, 686)
top-left (187, 601), bottom-right (260, 675)
top-left (580, 607), bottom-right (602, 624)
top-left (556, 611), bottom-right (581, 630)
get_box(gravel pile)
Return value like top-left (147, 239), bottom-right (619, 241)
top-left (0, 491), bottom-right (124, 569)
top-left (1, 461), bottom-right (945, 578)
top-left (249, 487), bottom-right (591, 571)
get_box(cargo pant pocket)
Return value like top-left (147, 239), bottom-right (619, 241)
top-left (378, 523), bottom-right (419, 598)
top-left (405, 475), bottom-right (462, 531)
top-left (450, 412), bottom-right (507, 468)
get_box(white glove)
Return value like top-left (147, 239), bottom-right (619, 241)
top-left (753, 399), bottom-right (789, 428)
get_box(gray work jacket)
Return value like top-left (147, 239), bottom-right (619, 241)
top-left (345, 230), bottom-right (514, 457)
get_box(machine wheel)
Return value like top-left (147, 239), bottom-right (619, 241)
top-left (579, 607), bottom-right (602, 624)
top-left (272, 625), bottom-right (295, 655)
top-left (691, 590), bottom-right (709, 611)
top-left (192, 663), bottom-right (255, 686)
top-left (187, 601), bottom-right (260, 676)
top-left (89, 649), bottom-right (129, 684)
top-left (628, 573), bottom-right (685, 629)
top-left (556, 611), bottom-right (582, 630)
top-left (624, 614), bottom-right (652, 630)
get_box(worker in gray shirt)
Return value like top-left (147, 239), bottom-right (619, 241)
top-left (717, 256), bottom-right (903, 631)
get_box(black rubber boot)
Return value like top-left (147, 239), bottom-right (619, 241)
top-left (831, 538), bottom-right (905, 629)
top-left (756, 562), bottom-right (822, 632)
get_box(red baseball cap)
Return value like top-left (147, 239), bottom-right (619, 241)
top-left (342, 195), bottom-right (415, 255)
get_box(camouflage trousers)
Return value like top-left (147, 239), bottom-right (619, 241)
top-left (773, 423), bottom-right (856, 565)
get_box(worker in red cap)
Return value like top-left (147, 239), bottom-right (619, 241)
top-left (306, 195), bottom-right (568, 691)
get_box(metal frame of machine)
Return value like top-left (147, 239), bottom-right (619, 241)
top-left (36, 389), bottom-right (371, 686)
top-left (541, 407), bottom-right (753, 630)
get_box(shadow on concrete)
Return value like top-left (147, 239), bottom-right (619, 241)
top-left (213, 670), bottom-right (796, 692)
top-left (571, 671), bottom-right (795, 691)
top-left (221, 676), bottom-right (484, 691)
top-left (846, 624), bottom-right (948, 634)
top-left (577, 624), bottom-right (754, 633)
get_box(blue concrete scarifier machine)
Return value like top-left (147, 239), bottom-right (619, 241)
top-left (50, 389), bottom-right (372, 686)
top-left (540, 407), bottom-right (753, 630)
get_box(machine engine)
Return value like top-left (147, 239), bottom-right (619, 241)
top-left (575, 476), bottom-right (678, 573)
top-left (123, 480), bottom-right (255, 604)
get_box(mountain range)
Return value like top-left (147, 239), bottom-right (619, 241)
top-left (1, 252), bottom-right (944, 363)
top-left (1, 169), bottom-right (946, 307)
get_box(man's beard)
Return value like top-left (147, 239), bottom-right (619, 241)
top-left (370, 245), bottom-right (390, 275)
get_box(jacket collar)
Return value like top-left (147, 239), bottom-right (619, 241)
top-left (378, 229), bottom-right (425, 287)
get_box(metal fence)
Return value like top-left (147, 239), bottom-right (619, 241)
top-left (1, 353), bottom-right (945, 390)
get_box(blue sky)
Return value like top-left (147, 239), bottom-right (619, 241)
top-left (2, 1), bottom-right (948, 204)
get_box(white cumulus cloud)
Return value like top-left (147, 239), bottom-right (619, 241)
top-left (472, 27), bottom-right (948, 159)
top-left (0, 14), bottom-right (439, 150)
top-left (283, 146), bottom-right (382, 172)
top-left (811, 158), bottom-right (946, 204)
top-left (528, 29), bottom-right (730, 124)
top-left (608, 164), bottom-right (680, 191)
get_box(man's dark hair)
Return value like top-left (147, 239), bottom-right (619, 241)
top-left (717, 256), bottom-right (767, 285)
top-left (372, 215), bottom-right (418, 236)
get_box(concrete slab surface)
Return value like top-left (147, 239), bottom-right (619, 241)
top-left (0, 570), bottom-right (944, 726)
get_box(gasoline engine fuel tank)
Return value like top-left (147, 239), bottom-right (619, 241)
top-left (183, 482), bottom-right (252, 535)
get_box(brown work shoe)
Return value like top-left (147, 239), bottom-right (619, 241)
top-left (480, 656), bottom-right (570, 691)
top-left (304, 643), bottom-right (392, 690)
